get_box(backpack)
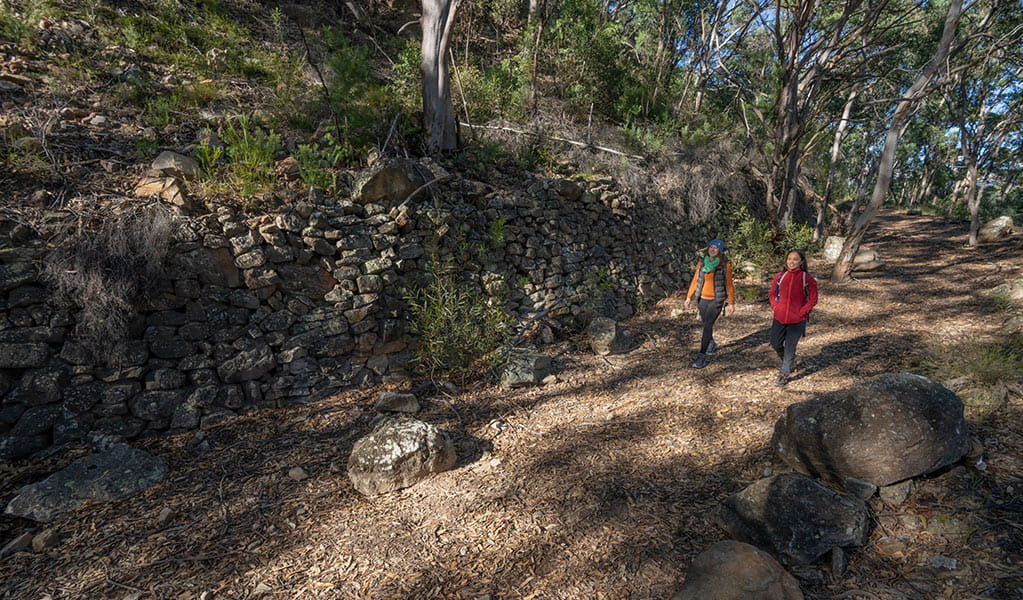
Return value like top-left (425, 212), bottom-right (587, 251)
top-left (774, 270), bottom-right (809, 304)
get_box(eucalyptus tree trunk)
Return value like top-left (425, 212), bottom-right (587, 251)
top-left (421, 0), bottom-right (461, 153)
top-left (832, 0), bottom-right (965, 281)
top-left (815, 87), bottom-right (858, 241)
top-left (965, 162), bottom-right (982, 245)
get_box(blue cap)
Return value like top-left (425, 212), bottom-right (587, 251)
top-left (707, 239), bottom-right (725, 252)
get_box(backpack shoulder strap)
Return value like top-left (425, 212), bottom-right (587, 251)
top-left (774, 271), bottom-right (785, 302)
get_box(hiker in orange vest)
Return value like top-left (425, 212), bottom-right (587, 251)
top-left (768, 249), bottom-right (818, 386)
top-left (684, 239), bottom-right (735, 369)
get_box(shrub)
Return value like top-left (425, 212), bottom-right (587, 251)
top-left (219, 114), bottom-right (282, 196)
top-left (723, 206), bottom-right (823, 276)
top-left (723, 205), bottom-right (774, 274)
top-left (405, 256), bottom-right (513, 381)
top-left (916, 338), bottom-right (1022, 413)
top-left (780, 222), bottom-right (821, 256)
top-left (41, 203), bottom-right (177, 364)
top-left (293, 132), bottom-right (353, 191)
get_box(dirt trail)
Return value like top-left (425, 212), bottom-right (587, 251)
top-left (2, 212), bottom-right (1021, 600)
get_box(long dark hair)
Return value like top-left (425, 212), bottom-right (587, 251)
top-left (787, 249), bottom-right (808, 272)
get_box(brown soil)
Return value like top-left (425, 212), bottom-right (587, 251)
top-left (2, 212), bottom-right (1022, 600)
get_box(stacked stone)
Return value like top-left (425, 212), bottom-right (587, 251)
top-left (409, 173), bottom-right (690, 326)
top-left (0, 167), bottom-right (703, 461)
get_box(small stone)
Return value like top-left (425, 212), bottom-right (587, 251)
top-left (1, 532), bottom-right (33, 557)
top-left (31, 528), bottom-right (61, 552)
top-left (253, 583), bottom-right (272, 595)
top-left (928, 555), bottom-right (957, 570)
top-left (288, 467), bottom-right (308, 481)
top-left (156, 506), bottom-right (176, 527)
top-left (375, 392), bottom-right (420, 413)
top-left (879, 480), bottom-right (914, 506)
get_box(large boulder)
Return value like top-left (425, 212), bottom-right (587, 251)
top-left (717, 473), bottom-right (870, 566)
top-left (351, 159), bottom-right (428, 206)
top-left (587, 316), bottom-right (634, 356)
top-left (347, 417), bottom-right (455, 496)
top-left (978, 216), bottom-right (1013, 243)
top-left (822, 236), bottom-right (844, 261)
top-left (5, 443), bottom-right (167, 522)
top-left (672, 540), bottom-right (803, 600)
top-left (772, 373), bottom-right (970, 498)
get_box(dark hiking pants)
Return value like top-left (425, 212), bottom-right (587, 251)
top-left (769, 319), bottom-right (806, 376)
top-left (697, 298), bottom-right (724, 354)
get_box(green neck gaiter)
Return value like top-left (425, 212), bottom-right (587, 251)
top-left (701, 256), bottom-right (721, 273)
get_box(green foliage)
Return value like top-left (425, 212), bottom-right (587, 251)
top-left (780, 223), bottom-right (822, 255)
top-left (0, 0), bottom-right (61, 47)
top-left (405, 255), bottom-right (513, 380)
top-left (452, 52), bottom-right (533, 121)
top-left (293, 133), bottom-right (353, 191)
top-left (723, 205), bottom-right (774, 274)
top-left (131, 136), bottom-right (159, 160)
top-left (195, 135), bottom-right (223, 174)
top-left (217, 114), bottom-right (282, 196)
top-left (722, 206), bottom-right (822, 275)
top-left (518, 139), bottom-right (556, 172)
top-left (735, 285), bottom-right (762, 303)
top-left (390, 40), bottom-right (424, 115)
top-left (0, 124), bottom-right (51, 177)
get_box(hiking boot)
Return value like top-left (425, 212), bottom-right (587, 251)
top-left (691, 353), bottom-right (707, 369)
top-left (706, 340), bottom-right (719, 355)
top-left (774, 372), bottom-right (789, 387)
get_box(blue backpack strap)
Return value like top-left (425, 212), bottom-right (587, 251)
top-left (774, 271), bottom-right (785, 303)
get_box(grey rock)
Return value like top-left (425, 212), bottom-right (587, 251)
top-left (151, 150), bottom-right (201, 179)
top-left (672, 540), bottom-right (803, 600)
top-left (772, 373), bottom-right (970, 497)
top-left (130, 390), bottom-right (185, 421)
top-left (1, 533), bottom-right (33, 557)
top-left (879, 480), bottom-right (914, 506)
top-left (0, 263), bottom-right (37, 292)
top-left (587, 316), bottom-right (634, 355)
top-left (499, 350), bottom-right (552, 388)
top-left (347, 417), bottom-right (455, 495)
top-left (5, 443), bottom-right (166, 522)
top-left (218, 343), bottom-right (277, 383)
top-left (10, 368), bottom-right (69, 406)
top-left (978, 216), bottom-right (1013, 243)
top-left (0, 343), bottom-right (50, 368)
top-left (375, 392), bottom-right (420, 413)
top-left (717, 472), bottom-right (870, 566)
top-left (352, 159), bottom-right (426, 206)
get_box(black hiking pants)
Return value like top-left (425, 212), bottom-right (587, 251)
top-left (697, 298), bottom-right (724, 354)
top-left (769, 319), bottom-right (807, 376)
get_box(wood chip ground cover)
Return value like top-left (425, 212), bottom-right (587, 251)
top-left (1, 213), bottom-right (1021, 599)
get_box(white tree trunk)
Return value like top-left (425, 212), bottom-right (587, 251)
top-left (832, 0), bottom-right (965, 281)
top-left (421, 0), bottom-right (461, 153)
top-left (815, 87), bottom-right (858, 241)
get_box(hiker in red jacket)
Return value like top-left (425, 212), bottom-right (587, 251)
top-left (768, 249), bottom-right (818, 386)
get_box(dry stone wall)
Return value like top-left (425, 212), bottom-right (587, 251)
top-left (0, 167), bottom-right (706, 461)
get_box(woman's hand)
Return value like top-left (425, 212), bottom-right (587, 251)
top-left (726, 304), bottom-right (735, 316)
top-left (684, 298), bottom-right (692, 309)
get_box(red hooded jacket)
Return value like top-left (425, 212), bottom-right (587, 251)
top-left (769, 269), bottom-right (818, 324)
